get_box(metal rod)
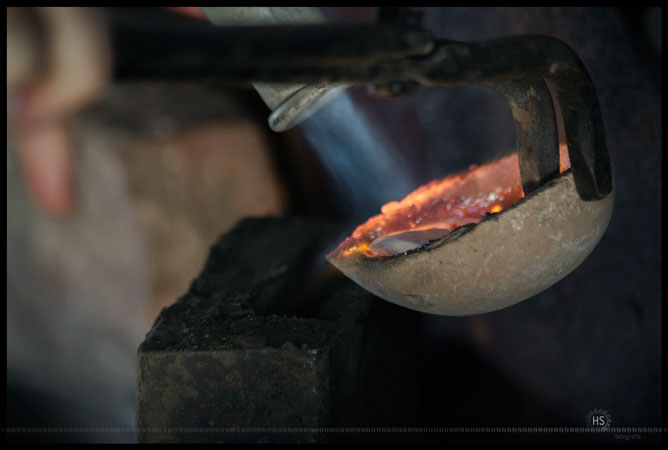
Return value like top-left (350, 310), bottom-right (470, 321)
top-left (112, 24), bottom-right (434, 82)
top-left (495, 75), bottom-right (560, 196)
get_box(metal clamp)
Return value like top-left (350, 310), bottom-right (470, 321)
top-left (113, 17), bottom-right (612, 201)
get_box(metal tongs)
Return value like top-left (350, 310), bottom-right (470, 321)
top-left (113, 7), bottom-right (612, 202)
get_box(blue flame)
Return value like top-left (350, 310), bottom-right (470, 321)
top-left (298, 90), bottom-right (416, 222)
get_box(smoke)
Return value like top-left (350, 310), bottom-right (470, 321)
top-left (298, 90), bottom-right (417, 223)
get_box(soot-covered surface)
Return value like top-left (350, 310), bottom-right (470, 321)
top-left (138, 217), bottom-right (425, 443)
top-left (140, 217), bottom-right (346, 352)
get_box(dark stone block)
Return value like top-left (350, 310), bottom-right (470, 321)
top-left (137, 217), bottom-right (421, 443)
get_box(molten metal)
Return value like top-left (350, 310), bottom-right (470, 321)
top-left (330, 144), bottom-right (571, 259)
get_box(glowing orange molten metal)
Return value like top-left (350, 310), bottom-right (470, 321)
top-left (330, 144), bottom-right (571, 258)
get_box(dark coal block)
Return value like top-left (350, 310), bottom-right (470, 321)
top-left (137, 217), bottom-right (422, 443)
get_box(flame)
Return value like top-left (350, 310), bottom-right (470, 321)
top-left (330, 144), bottom-right (571, 259)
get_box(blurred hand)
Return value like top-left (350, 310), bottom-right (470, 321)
top-left (7, 7), bottom-right (110, 216)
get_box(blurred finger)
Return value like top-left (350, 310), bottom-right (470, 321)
top-left (15, 120), bottom-right (75, 216)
